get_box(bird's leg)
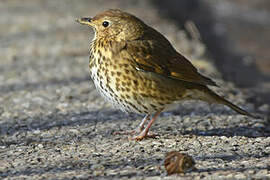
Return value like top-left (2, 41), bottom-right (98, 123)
top-left (131, 109), bottom-right (163, 141)
top-left (113, 114), bottom-right (150, 136)
top-left (136, 114), bottom-right (151, 132)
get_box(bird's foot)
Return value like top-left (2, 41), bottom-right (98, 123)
top-left (113, 126), bottom-right (143, 136)
top-left (113, 130), bottom-right (137, 136)
top-left (130, 132), bottom-right (159, 141)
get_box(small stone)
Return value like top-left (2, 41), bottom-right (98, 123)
top-left (234, 174), bottom-right (246, 179)
top-left (37, 144), bottom-right (44, 148)
top-left (33, 129), bottom-right (41, 134)
top-left (90, 164), bottom-right (105, 171)
top-left (69, 129), bottom-right (80, 134)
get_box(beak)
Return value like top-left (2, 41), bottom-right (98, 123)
top-left (76, 17), bottom-right (93, 26)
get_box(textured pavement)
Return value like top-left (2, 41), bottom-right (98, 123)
top-left (0, 0), bottom-right (269, 179)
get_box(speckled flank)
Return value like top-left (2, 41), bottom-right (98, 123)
top-left (90, 38), bottom-right (191, 114)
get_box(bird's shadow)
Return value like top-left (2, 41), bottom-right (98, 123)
top-left (0, 109), bottom-right (128, 136)
top-left (0, 107), bottom-right (269, 139)
top-left (183, 126), bottom-right (269, 138)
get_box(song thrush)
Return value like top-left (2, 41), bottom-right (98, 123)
top-left (76, 9), bottom-right (254, 140)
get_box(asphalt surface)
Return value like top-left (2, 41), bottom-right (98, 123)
top-left (0, 0), bottom-right (269, 179)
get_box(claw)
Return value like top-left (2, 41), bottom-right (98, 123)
top-left (113, 130), bottom-right (136, 136)
top-left (113, 110), bottom-right (163, 141)
top-left (130, 133), bottom-right (159, 141)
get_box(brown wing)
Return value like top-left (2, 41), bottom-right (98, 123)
top-left (126, 37), bottom-right (217, 86)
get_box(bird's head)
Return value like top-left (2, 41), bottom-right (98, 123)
top-left (76, 9), bottom-right (145, 41)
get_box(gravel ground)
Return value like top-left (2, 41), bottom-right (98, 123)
top-left (0, 0), bottom-right (269, 179)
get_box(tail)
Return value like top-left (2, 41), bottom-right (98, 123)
top-left (202, 87), bottom-right (256, 118)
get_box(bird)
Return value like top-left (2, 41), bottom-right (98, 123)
top-left (76, 9), bottom-right (255, 140)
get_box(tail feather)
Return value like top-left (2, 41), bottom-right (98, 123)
top-left (203, 87), bottom-right (256, 118)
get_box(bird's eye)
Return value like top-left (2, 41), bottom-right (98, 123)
top-left (102, 21), bottom-right (109, 27)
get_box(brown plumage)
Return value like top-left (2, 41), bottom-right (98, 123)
top-left (76, 9), bottom-right (255, 140)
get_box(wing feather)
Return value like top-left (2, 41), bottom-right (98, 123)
top-left (126, 37), bottom-right (217, 86)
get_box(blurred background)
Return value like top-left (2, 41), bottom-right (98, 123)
top-left (154, 0), bottom-right (270, 111)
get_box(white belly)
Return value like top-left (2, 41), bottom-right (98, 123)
top-left (90, 66), bottom-right (131, 112)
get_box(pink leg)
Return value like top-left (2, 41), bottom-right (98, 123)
top-left (113, 114), bottom-right (151, 135)
top-left (137, 114), bottom-right (151, 132)
top-left (132, 110), bottom-right (163, 141)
